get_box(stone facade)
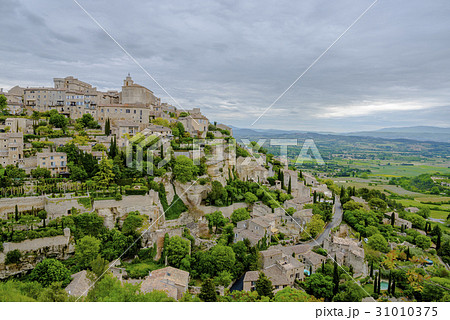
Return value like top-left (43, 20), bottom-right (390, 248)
top-left (0, 132), bottom-right (23, 167)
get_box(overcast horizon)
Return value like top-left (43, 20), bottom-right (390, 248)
top-left (1, 0), bottom-right (450, 132)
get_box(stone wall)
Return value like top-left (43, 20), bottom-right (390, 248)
top-left (0, 196), bottom-right (46, 219)
top-left (196, 202), bottom-right (247, 219)
top-left (94, 192), bottom-right (164, 229)
top-left (0, 228), bottom-right (74, 279)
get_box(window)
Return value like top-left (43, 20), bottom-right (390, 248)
top-left (126, 109), bottom-right (130, 113)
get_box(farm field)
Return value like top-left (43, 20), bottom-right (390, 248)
top-left (332, 159), bottom-right (450, 178)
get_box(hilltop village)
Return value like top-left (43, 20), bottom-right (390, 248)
top-left (0, 76), bottom-right (448, 302)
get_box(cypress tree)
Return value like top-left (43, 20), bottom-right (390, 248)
top-left (436, 232), bottom-right (441, 251)
top-left (373, 273), bottom-right (377, 294)
top-left (313, 191), bottom-right (317, 203)
top-left (391, 212), bottom-right (395, 226)
top-left (340, 187), bottom-right (345, 199)
top-left (199, 279), bottom-right (217, 302)
top-left (160, 144), bottom-right (164, 159)
top-left (255, 272), bottom-right (274, 299)
top-left (391, 277), bottom-right (396, 295)
top-left (387, 270), bottom-right (392, 294)
top-left (310, 265), bottom-right (312, 275)
top-left (15, 205), bottom-right (19, 222)
top-left (377, 270), bottom-right (381, 294)
top-left (321, 261), bottom-right (325, 273)
top-left (287, 176), bottom-right (292, 195)
top-left (370, 261), bottom-right (373, 278)
top-left (406, 247), bottom-right (411, 260)
top-left (333, 256), bottom-right (339, 296)
top-left (105, 118), bottom-right (111, 135)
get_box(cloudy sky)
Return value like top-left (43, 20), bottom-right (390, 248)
top-left (1, 0), bottom-right (449, 132)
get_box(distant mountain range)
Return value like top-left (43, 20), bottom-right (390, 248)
top-left (344, 126), bottom-right (450, 143)
top-left (231, 126), bottom-right (450, 143)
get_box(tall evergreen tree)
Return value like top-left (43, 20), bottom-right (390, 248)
top-left (287, 176), bottom-right (292, 195)
top-left (15, 204), bottom-right (19, 222)
top-left (332, 257), bottom-right (339, 296)
top-left (104, 118), bottom-right (111, 135)
top-left (377, 270), bottom-right (381, 294)
top-left (373, 273), bottom-right (378, 294)
top-left (199, 279), bottom-right (217, 302)
top-left (387, 270), bottom-right (392, 294)
top-left (391, 277), bottom-right (396, 295)
top-left (339, 187), bottom-right (345, 199)
top-left (390, 212), bottom-right (395, 226)
top-left (369, 261), bottom-right (373, 278)
top-left (436, 232), bottom-right (441, 251)
top-left (255, 272), bottom-right (274, 299)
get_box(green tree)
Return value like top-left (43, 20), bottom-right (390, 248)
top-left (304, 215), bottom-right (325, 238)
top-left (415, 234), bottom-right (431, 250)
top-left (273, 287), bottom-right (317, 301)
top-left (304, 273), bottom-right (334, 300)
top-left (90, 254), bottom-right (108, 279)
top-left (122, 211), bottom-right (144, 235)
top-left (332, 258), bottom-right (339, 296)
top-left (368, 198), bottom-right (387, 212)
top-left (205, 210), bottom-right (227, 233)
top-left (214, 270), bottom-right (233, 287)
top-left (87, 274), bottom-right (174, 302)
top-left (255, 272), bottom-right (274, 299)
top-left (49, 112), bottom-right (68, 130)
top-left (105, 118), bottom-right (111, 135)
top-left (368, 233), bottom-right (389, 253)
top-left (75, 235), bottom-right (101, 269)
top-left (37, 210), bottom-right (47, 228)
top-left (94, 157), bottom-right (115, 188)
top-left (199, 278), bottom-right (217, 302)
top-left (287, 176), bottom-right (292, 195)
top-left (333, 281), bottom-right (365, 302)
top-left (29, 259), bottom-right (71, 287)
top-left (166, 236), bottom-right (190, 268)
top-left (5, 250), bottom-right (21, 264)
top-left (230, 208), bottom-right (251, 224)
top-left (173, 155), bottom-right (198, 183)
top-left (210, 244), bottom-right (236, 275)
top-left (31, 167), bottom-right (52, 179)
top-left (0, 94), bottom-right (7, 113)
top-left (244, 192), bottom-right (258, 205)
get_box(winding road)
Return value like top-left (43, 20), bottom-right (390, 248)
top-left (302, 196), bottom-right (343, 246)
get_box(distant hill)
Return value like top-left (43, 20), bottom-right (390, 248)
top-left (345, 126), bottom-right (450, 143)
top-left (232, 126), bottom-right (450, 159)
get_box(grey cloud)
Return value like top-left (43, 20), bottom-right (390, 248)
top-left (0, 0), bottom-right (449, 131)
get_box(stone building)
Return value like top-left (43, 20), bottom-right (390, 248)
top-left (243, 248), bottom-right (304, 293)
top-left (36, 151), bottom-right (67, 175)
top-left (4, 117), bottom-right (33, 134)
top-left (120, 74), bottom-right (159, 106)
top-left (0, 132), bottom-right (23, 167)
top-left (1, 87), bottom-right (24, 115)
top-left (178, 110), bottom-right (209, 136)
top-left (140, 266), bottom-right (189, 300)
top-left (323, 235), bottom-right (367, 276)
top-left (98, 104), bottom-right (151, 126)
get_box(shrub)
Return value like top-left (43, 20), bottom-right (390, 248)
top-left (5, 250), bottom-right (22, 264)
